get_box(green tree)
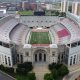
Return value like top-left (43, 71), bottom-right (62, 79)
top-left (17, 62), bottom-right (33, 72)
top-left (44, 73), bottom-right (53, 80)
top-left (27, 73), bottom-right (36, 80)
top-left (58, 65), bottom-right (69, 76)
top-left (51, 69), bottom-right (58, 79)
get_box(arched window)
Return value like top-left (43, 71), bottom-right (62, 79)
top-left (39, 53), bottom-right (42, 61)
top-left (44, 54), bottom-right (46, 62)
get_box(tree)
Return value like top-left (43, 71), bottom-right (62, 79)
top-left (27, 73), bottom-right (36, 80)
top-left (59, 12), bottom-right (66, 17)
top-left (16, 68), bottom-right (27, 74)
top-left (17, 62), bottom-right (33, 72)
top-left (44, 73), bottom-right (53, 80)
top-left (48, 63), bottom-right (56, 70)
top-left (51, 69), bottom-right (58, 79)
top-left (48, 62), bottom-right (62, 70)
top-left (58, 65), bottom-right (69, 76)
top-left (48, 63), bottom-right (69, 80)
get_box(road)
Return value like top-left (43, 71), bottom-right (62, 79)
top-left (0, 71), bottom-right (15, 80)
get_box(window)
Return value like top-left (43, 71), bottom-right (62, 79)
top-left (73, 55), bottom-right (76, 64)
top-left (3, 43), bottom-right (10, 48)
top-left (70, 56), bottom-right (72, 65)
top-left (0, 41), bottom-right (2, 46)
top-left (67, 44), bottom-right (70, 47)
top-left (61, 54), bottom-right (63, 59)
top-left (5, 56), bottom-right (7, 65)
top-left (71, 43), bottom-right (77, 48)
top-left (53, 58), bottom-right (54, 62)
top-left (52, 54), bottom-right (55, 56)
top-left (20, 55), bottom-right (23, 63)
top-left (78, 41), bottom-right (80, 46)
top-left (52, 52), bottom-right (55, 56)
top-left (8, 57), bottom-right (11, 66)
top-left (17, 54), bottom-right (19, 62)
top-left (26, 52), bottom-right (29, 56)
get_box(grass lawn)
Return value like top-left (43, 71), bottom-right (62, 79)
top-left (16, 74), bottom-right (28, 80)
top-left (18, 10), bottom-right (33, 16)
top-left (29, 32), bottom-right (51, 44)
top-left (16, 73), bottom-right (35, 80)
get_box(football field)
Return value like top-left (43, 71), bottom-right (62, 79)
top-left (29, 32), bottom-right (51, 44)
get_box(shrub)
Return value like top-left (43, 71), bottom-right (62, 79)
top-left (48, 63), bottom-right (69, 80)
top-left (0, 65), bottom-right (5, 71)
top-left (59, 12), bottom-right (66, 17)
top-left (58, 65), bottom-right (69, 76)
top-left (4, 67), bottom-right (14, 73)
top-left (27, 73), bottom-right (36, 80)
top-left (16, 68), bottom-right (27, 75)
top-left (44, 73), bottom-right (53, 80)
top-left (49, 63), bottom-right (62, 70)
top-left (51, 69), bottom-right (58, 79)
top-left (17, 62), bottom-right (33, 74)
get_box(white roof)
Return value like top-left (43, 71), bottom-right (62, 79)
top-left (50, 44), bottom-right (58, 48)
top-left (23, 44), bottom-right (32, 48)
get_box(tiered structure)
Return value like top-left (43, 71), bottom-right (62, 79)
top-left (0, 12), bottom-right (80, 68)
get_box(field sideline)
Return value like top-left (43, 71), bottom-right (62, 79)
top-left (29, 32), bottom-right (51, 44)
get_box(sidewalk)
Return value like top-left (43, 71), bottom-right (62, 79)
top-left (33, 63), bottom-right (50, 80)
top-left (68, 64), bottom-right (80, 72)
top-left (63, 64), bottom-right (80, 80)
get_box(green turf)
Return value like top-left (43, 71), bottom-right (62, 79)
top-left (18, 10), bottom-right (33, 16)
top-left (29, 32), bottom-right (51, 44)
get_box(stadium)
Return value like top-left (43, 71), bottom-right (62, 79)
top-left (0, 12), bottom-right (80, 68)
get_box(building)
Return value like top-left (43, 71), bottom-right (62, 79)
top-left (61, 0), bottom-right (80, 16)
top-left (72, 1), bottom-right (80, 16)
top-left (61, 0), bottom-right (69, 12)
top-left (0, 11), bottom-right (80, 68)
top-left (20, 1), bottom-right (37, 10)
